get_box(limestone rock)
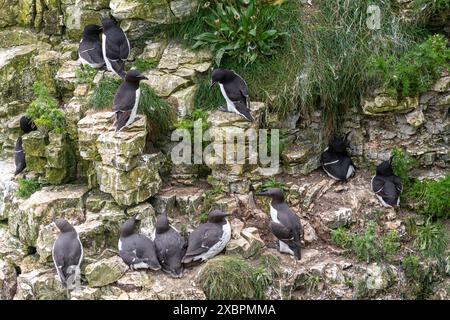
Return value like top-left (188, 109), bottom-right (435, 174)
top-left (63, 5), bottom-right (109, 40)
top-left (143, 70), bottom-right (189, 97)
top-left (151, 187), bottom-right (177, 216)
top-left (167, 85), bottom-right (198, 120)
top-left (78, 111), bottom-right (115, 161)
top-left (227, 227), bottom-right (264, 258)
top-left (0, 259), bottom-right (17, 299)
top-left (8, 184), bottom-right (88, 246)
top-left (320, 207), bottom-right (353, 229)
top-left (116, 271), bottom-right (153, 292)
top-left (85, 256), bottom-right (128, 287)
top-left (70, 286), bottom-right (102, 300)
top-left (15, 268), bottom-right (67, 300)
top-left (175, 187), bottom-right (205, 217)
top-left (96, 154), bottom-right (162, 206)
top-left (0, 225), bottom-right (27, 266)
top-left (139, 41), bottom-right (167, 61)
top-left (36, 222), bottom-right (59, 263)
top-left (55, 59), bottom-right (82, 95)
top-left (362, 93), bottom-right (419, 115)
top-left (364, 263), bottom-right (397, 292)
top-left (0, 159), bottom-right (17, 221)
top-left (432, 76), bottom-right (450, 92)
top-left (64, 96), bottom-right (91, 142)
top-left (96, 116), bottom-right (147, 171)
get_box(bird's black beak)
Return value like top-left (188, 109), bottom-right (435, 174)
top-left (139, 75), bottom-right (148, 80)
top-left (256, 191), bottom-right (270, 197)
top-left (209, 81), bottom-right (217, 89)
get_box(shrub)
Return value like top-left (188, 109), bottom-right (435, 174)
top-left (198, 255), bottom-right (272, 299)
top-left (89, 77), bottom-right (122, 110)
top-left (16, 178), bottom-right (42, 199)
top-left (26, 82), bottom-right (66, 134)
top-left (414, 219), bottom-right (448, 258)
top-left (368, 34), bottom-right (450, 98)
top-left (75, 65), bottom-right (97, 86)
top-left (391, 148), bottom-right (419, 189)
top-left (134, 58), bottom-right (158, 72)
top-left (331, 227), bottom-right (353, 249)
top-left (407, 175), bottom-right (450, 219)
top-left (351, 222), bottom-right (381, 263)
top-left (260, 177), bottom-right (287, 192)
top-left (383, 230), bottom-right (401, 261)
top-left (193, 0), bottom-right (286, 66)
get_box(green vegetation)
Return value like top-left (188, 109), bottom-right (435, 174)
top-left (134, 58), bottom-right (158, 73)
top-left (413, 219), bottom-right (448, 258)
top-left (392, 148), bottom-right (419, 189)
top-left (413, 0), bottom-right (450, 22)
top-left (259, 253), bottom-right (281, 278)
top-left (193, 0), bottom-right (286, 66)
top-left (369, 34), bottom-right (450, 98)
top-left (198, 255), bottom-right (272, 299)
top-left (407, 175), bottom-right (450, 219)
top-left (75, 65), bottom-right (97, 86)
top-left (331, 222), bottom-right (401, 263)
top-left (89, 78), bottom-right (122, 110)
top-left (26, 82), bottom-right (66, 134)
top-left (402, 254), bottom-right (443, 299)
top-left (303, 273), bottom-right (322, 293)
top-left (16, 178), bottom-right (42, 199)
top-left (259, 177), bottom-right (287, 192)
top-left (139, 84), bottom-right (174, 135)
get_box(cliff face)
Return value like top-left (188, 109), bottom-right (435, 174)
top-left (0, 1), bottom-right (449, 300)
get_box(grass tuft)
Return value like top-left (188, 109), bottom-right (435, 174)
top-left (16, 178), bottom-right (42, 199)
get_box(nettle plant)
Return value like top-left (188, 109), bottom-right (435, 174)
top-left (26, 82), bottom-right (66, 134)
top-left (193, 0), bottom-right (286, 66)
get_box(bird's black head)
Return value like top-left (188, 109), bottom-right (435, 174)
top-left (376, 155), bottom-right (395, 176)
top-left (20, 115), bottom-right (36, 134)
top-left (207, 210), bottom-right (230, 223)
top-left (256, 188), bottom-right (285, 204)
top-left (83, 24), bottom-right (102, 38)
top-left (54, 218), bottom-right (76, 233)
top-left (210, 69), bottom-right (235, 88)
top-left (101, 17), bottom-right (116, 31)
top-left (121, 217), bottom-right (137, 237)
top-left (155, 213), bottom-right (170, 234)
top-left (328, 132), bottom-right (351, 154)
top-left (125, 70), bottom-right (149, 83)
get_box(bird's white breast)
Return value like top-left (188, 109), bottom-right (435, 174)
top-left (270, 205), bottom-right (280, 223)
top-left (196, 220), bottom-right (231, 262)
top-left (219, 84), bottom-right (238, 113)
top-left (102, 34), bottom-right (113, 73)
top-left (124, 88), bottom-right (140, 128)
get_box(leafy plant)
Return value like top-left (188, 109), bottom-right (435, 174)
top-left (26, 82), bottom-right (66, 134)
top-left (198, 255), bottom-right (273, 299)
top-left (16, 178), bottom-right (42, 199)
top-left (414, 219), bottom-right (448, 258)
top-left (407, 175), bottom-right (450, 219)
top-left (134, 58), bottom-right (158, 73)
top-left (89, 77), bottom-right (122, 110)
top-left (383, 230), bottom-right (401, 261)
top-left (368, 34), bottom-right (450, 98)
top-left (331, 227), bottom-right (353, 249)
top-left (75, 65), bottom-right (97, 86)
top-left (351, 222), bottom-right (381, 263)
top-left (193, 0), bottom-right (286, 66)
top-left (392, 148), bottom-right (419, 189)
top-left (303, 273), bottom-right (322, 293)
top-left (260, 177), bottom-right (287, 192)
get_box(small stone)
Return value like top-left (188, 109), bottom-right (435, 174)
top-left (320, 207), bottom-right (353, 229)
top-left (15, 268), bottom-right (67, 300)
top-left (85, 256), bottom-right (129, 287)
top-left (405, 108), bottom-right (425, 127)
top-left (0, 259), bottom-right (17, 299)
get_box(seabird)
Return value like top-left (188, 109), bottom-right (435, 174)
top-left (101, 17), bottom-right (130, 78)
top-left (20, 115), bottom-right (36, 134)
top-left (14, 137), bottom-right (26, 175)
top-left (118, 217), bottom-right (161, 271)
top-left (371, 155), bottom-right (403, 207)
top-left (79, 24), bottom-right (105, 69)
top-left (256, 188), bottom-right (303, 260)
top-left (52, 218), bottom-right (83, 290)
top-left (320, 133), bottom-right (356, 181)
top-left (113, 70), bottom-right (148, 132)
top-left (182, 210), bottom-right (231, 264)
top-left (153, 213), bottom-right (187, 278)
top-left (210, 69), bottom-right (254, 122)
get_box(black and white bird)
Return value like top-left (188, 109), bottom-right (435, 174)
top-left (118, 217), bottom-right (161, 271)
top-left (371, 156), bottom-right (403, 208)
top-left (182, 210), bottom-right (231, 264)
top-left (20, 115), bottom-right (37, 134)
top-left (14, 137), bottom-right (26, 175)
top-left (52, 219), bottom-right (83, 290)
top-left (257, 188), bottom-right (303, 260)
top-left (210, 69), bottom-right (254, 122)
top-left (153, 213), bottom-right (187, 278)
top-left (79, 24), bottom-right (105, 69)
top-left (101, 17), bottom-right (130, 78)
top-left (113, 70), bottom-right (148, 132)
top-left (320, 133), bottom-right (356, 181)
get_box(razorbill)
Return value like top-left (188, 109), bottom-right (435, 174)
top-left (371, 156), bottom-right (403, 208)
top-left (52, 219), bottom-right (83, 290)
top-left (101, 17), bottom-right (130, 78)
top-left (182, 210), bottom-right (231, 264)
top-left (20, 115), bottom-right (36, 134)
top-left (113, 70), bottom-right (148, 132)
top-left (320, 134), bottom-right (356, 181)
top-left (210, 69), bottom-right (254, 122)
top-left (153, 213), bottom-right (187, 278)
top-left (14, 137), bottom-right (26, 175)
top-left (118, 217), bottom-right (161, 271)
top-left (256, 188), bottom-right (303, 260)
top-left (79, 24), bottom-right (105, 69)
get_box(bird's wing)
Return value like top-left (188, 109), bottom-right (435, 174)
top-left (393, 176), bottom-right (403, 193)
top-left (270, 221), bottom-right (294, 242)
top-left (119, 35), bottom-right (130, 61)
top-left (114, 85), bottom-right (136, 112)
top-left (119, 250), bottom-right (141, 266)
top-left (115, 110), bottom-right (132, 131)
top-left (185, 225), bottom-right (220, 257)
top-left (323, 155), bottom-right (352, 180)
top-left (80, 41), bottom-right (104, 64)
top-left (371, 176), bottom-right (385, 193)
top-left (276, 203), bottom-right (301, 241)
top-left (233, 100), bottom-right (254, 122)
